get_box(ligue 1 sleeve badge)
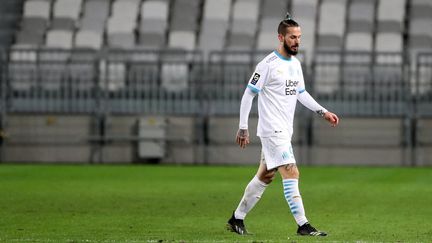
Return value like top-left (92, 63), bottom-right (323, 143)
top-left (251, 73), bottom-right (261, 85)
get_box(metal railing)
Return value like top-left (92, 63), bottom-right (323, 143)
top-left (2, 48), bottom-right (431, 117)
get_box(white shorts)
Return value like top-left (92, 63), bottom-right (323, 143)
top-left (260, 136), bottom-right (296, 170)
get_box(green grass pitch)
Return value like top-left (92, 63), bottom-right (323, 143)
top-left (1, 164), bottom-right (432, 242)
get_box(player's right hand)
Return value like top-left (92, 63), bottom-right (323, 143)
top-left (236, 129), bottom-right (250, 149)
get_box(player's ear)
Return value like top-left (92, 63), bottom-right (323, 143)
top-left (278, 33), bottom-right (284, 43)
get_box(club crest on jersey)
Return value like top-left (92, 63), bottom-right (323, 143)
top-left (251, 73), bottom-right (260, 85)
top-left (285, 79), bottom-right (299, 95)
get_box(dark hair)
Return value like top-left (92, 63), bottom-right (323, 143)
top-left (277, 13), bottom-right (299, 35)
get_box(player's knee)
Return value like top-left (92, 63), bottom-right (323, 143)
top-left (259, 170), bottom-right (276, 184)
top-left (279, 164), bottom-right (300, 179)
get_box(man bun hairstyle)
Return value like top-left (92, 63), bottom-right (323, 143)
top-left (278, 12), bottom-right (299, 35)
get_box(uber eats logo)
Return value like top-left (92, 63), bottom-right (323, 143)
top-left (285, 79), bottom-right (299, 95)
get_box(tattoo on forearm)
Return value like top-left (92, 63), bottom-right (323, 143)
top-left (239, 129), bottom-right (248, 138)
top-left (316, 109), bottom-right (325, 117)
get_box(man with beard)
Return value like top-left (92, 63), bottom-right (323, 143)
top-left (226, 14), bottom-right (339, 237)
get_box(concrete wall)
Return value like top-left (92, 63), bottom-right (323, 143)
top-left (415, 119), bottom-right (432, 166)
top-left (3, 115), bottom-right (93, 163)
top-left (1, 115), bottom-right (429, 166)
top-left (309, 117), bottom-right (407, 165)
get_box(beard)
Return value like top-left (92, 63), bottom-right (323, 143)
top-left (283, 41), bottom-right (298, 56)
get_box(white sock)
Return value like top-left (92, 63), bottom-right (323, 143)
top-left (234, 176), bottom-right (268, 220)
top-left (283, 179), bottom-right (308, 226)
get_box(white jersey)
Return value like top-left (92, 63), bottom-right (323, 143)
top-left (247, 51), bottom-right (306, 139)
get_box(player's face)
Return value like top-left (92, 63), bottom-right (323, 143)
top-left (280, 27), bottom-right (301, 56)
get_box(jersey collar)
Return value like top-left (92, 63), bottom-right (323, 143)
top-left (273, 50), bottom-right (292, 61)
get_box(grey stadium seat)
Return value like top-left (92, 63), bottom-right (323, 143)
top-left (138, 33), bottom-right (165, 49)
top-left (139, 0), bottom-right (169, 49)
top-left (23, 0), bottom-right (51, 19)
top-left (51, 17), bottom-right (75, 30)
top-left (74, 30), bottom-right (103, 50)
top-left (80, 0), bottom-right (110, 33)
top-left (226, 0), bottom-right (259, 50)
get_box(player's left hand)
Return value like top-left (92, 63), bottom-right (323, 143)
top-left (324, 112), bottom-right (339, 127)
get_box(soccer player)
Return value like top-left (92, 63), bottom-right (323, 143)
top-left (226, 14), bottom-right (339, 237)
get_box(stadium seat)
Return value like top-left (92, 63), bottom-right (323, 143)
top-left (318, 0), bottom-right (347, 37)
top-left (198, 0), bottom-right (232, 56)
top-left (202, 0), bottom-right (231, 21)
top-left (316, 0), bottom-right (346, 53)
top-left (80, 0), bottom-right (110, 33)
top-left (167, 0), bottom-right (201, 51)
top-left (15, 17), bottom-right (47, 46)
top-left (168, 31), bottom-right (196, 51)
top-left (108, 33), bottom-right (135, 49)
top-left (53, 0), bottom-right (83, 21)
top-left (257, 32), bottom-right (278, 51)
top-left (20, 17), bottom-right (48, 34)
top-left (106, 0), bottom-right (140, 48)
top-left (107, 16), bottom-right (136, 34)
top-left (139, 0), bottom-right (169, 49)
top-left (74, 30), bottom-right (102, 49)
top-left (292, 0), bottom-right (318, 64)
top-left (140, 19), bottom-right (167, 34)
top-left (170, 0), bottom-right (200, 32)
top-left (226, 0), bottom-right (259, 50)
top-left (316, 35), bottom-right (343, 51)
top-left (348, 0), bottom-right (375, 22)
top-left (15, 30), bottom-right (45, 46)
top-left (51, 18), bottom-right (75, 30)
top-left (375, 0), bottom-right (405, 53)
top-left (377, 0), bottom-right (406, 22)
top-left (45, 30), bottom-right (73, 49)
top-left (111, 0), bottom-right (140, 21)
top-left (23, 0), bottom-right (51, 19)
top-left (261, 0), bottom-right (286, 19)
top-left (345, 0), bottom-right (375, 52)
top-left (138, 33), bottom-right (165, 49)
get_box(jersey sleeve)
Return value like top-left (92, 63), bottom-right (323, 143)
top-left (246, 62), bottom-right (270, 94)
top-left (296, 63), bottom-right (306, 95)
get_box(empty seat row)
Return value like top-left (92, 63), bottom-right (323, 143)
top-left (9, 0), bottom-right (432, 59)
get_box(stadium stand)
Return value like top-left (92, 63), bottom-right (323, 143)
top-left (290, 0), bottom-right (317, 64)
top-left (257, 0), bottom-right (287, 51)
top-left (80, 0), bottom-right (110, 33)
top-left (1, 0), bottom-right (432, 165)
top-left (168, 0), bottom-right (201, 51)
top-left (198, 0), bottom-right (231, 56)
top-left (106, 0), bottom-right (140, 49)
top-left (139, 0), bottom-right (169, 49)
top-left (226, 0), bottom-right (260, 50)
top-left (316, 0), bottom-right (347, 51)
top-left (375, 0), bottom-right (406, 53)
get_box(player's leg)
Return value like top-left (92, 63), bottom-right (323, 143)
top-left (278, 164), bottom-right (327, 236)
top-left (227, 154), bottom-right (276, 235)
top-left (234, 160), bottom-right (276, 219)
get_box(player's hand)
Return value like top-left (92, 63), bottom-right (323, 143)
top-left (324, 112), bottom-right (339, 127)
top-left (236, 129), bottom-right (250, 149)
